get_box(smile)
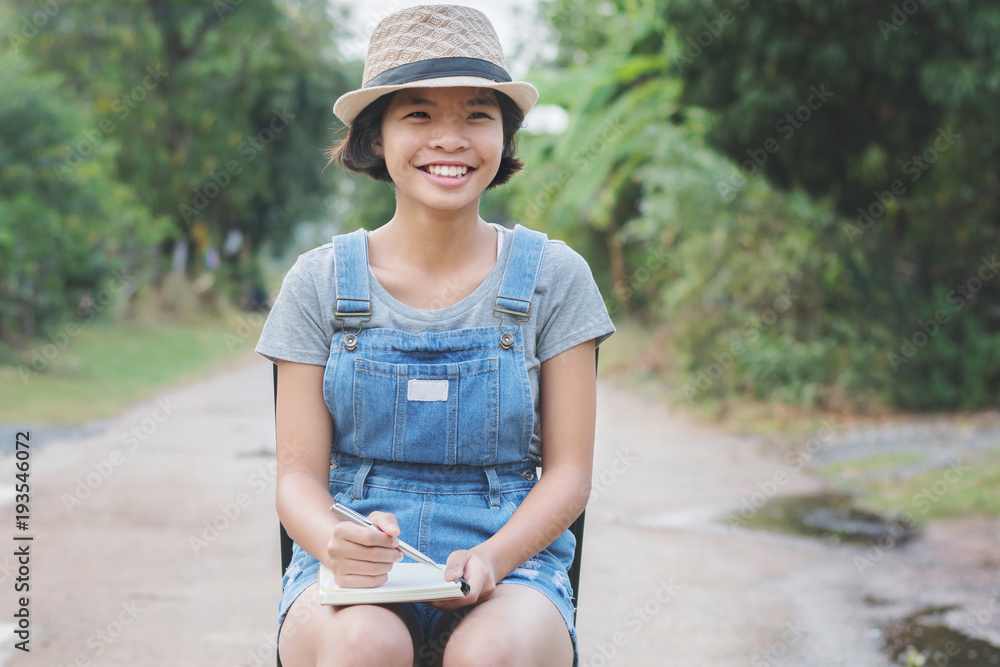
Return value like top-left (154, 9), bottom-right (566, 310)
top-left (421, 164), bottom-right (471, 178)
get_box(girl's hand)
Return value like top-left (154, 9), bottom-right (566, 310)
top-left (432, 549), bottom-right (497, 610)
top-left (325, 511), bottom-right (404, 588)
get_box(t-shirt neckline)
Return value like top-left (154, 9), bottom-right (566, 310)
top-left (363, 224), bottom-right (512, 322)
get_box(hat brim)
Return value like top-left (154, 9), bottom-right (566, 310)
top-left (333, 77), bottom-right (539, 126)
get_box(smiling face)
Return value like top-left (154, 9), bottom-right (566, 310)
top-left (376, 86), bottom-right (504, 215)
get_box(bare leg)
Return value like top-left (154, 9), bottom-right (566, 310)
top-left (278, 582), bottom-right (419, 667)
top-left (439, 583), bottom-right (574, 667)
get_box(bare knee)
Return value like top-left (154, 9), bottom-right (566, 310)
top-left (279, 600), bottom-right (414, 667)
top-left (318, 610), bottom-right (414, 666)
top-left (442, 622), bottom-right (525, 667)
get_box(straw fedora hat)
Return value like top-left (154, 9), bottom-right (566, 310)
top-left (333, 4), bottom-right (539, 126)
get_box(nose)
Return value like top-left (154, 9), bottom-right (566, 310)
top-left (428, 112), bottom-right (470, 151)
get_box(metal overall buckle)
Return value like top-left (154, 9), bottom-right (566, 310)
top-left (334, 298), bottom-right (372, 351)
top-left (492, 296), bottom-right (531, 350)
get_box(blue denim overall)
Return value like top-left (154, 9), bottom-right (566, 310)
top-left (276, 225), bottom-right (579, 666)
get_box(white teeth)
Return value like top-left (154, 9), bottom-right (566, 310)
top-left (426, 164), bottom-right (469, 177)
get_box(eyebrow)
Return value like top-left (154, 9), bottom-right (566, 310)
top-left (397, 95), bottom-right (496, 107)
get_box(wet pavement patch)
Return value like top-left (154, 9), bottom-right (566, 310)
top-left (729, 492), bottom-right (920, 545)
top-left (882, 606), bottom-right (1000, 666)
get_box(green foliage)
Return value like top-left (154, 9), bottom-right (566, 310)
top-left (0, 50), bottom-right (162, 341)
top-left (665, 0), bottom-right (1000, 409)
top-left (15, 0), bottom-right (352, 298)
top-left (525, 0), bottom-right (1000, 411)
top-left (506, 0), bottom-right (676, 320)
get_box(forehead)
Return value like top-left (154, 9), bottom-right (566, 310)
top-left (391, 86), bottom-right (499, 107)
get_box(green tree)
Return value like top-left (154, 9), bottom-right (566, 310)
top-left (508, 0), bottom-right (676, 318)
top-left (0, 50), bottom-right (162, 342)
top-left (665, 0), bottom-right (1000, 408)
top-left (18, 0), bottom-right (353, 305)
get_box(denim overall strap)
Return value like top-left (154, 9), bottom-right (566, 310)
top-left (332, 228), bottom-right (372, 349)
top-left (493, 224), bottom-right (547, 348)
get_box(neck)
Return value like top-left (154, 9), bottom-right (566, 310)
top-left (378, 198), bottom-right (493, 273)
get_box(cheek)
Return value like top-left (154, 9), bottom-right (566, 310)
top-left (482, 128), bottom-right (505, 160)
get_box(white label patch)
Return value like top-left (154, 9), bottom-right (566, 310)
top-left (407, 379), bottom-right (449, 402)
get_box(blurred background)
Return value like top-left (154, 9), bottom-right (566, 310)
top-left (1, 1), bottom-right (999, 663)
top-left (3, 0), bottom-right (998, 418)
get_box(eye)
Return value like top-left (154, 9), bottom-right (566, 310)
top-left (407, 111), bottom-right (430, 118)
top-left (469, 112), bottom-right (492, 119)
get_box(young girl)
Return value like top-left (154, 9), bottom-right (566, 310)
top-left (256, 6), bottom-right (615, 666)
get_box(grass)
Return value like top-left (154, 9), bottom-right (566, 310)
top-left (840, 450), bottom-right (1000, 520)
top-left (817, 451), bottom-right (930, 483)
top-left (0, 314), bottom-right (264, 425)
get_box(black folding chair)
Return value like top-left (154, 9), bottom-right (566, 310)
top-left (273, 348), bottom-right (597, 666)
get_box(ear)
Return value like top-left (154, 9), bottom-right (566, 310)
top-left (372, 133), bottom-right (383, 157)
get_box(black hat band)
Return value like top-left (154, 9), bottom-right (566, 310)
top-left (364, 57), bottom-right (512, 88)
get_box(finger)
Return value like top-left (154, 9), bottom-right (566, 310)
top-left (443, 550), bottom-right (472, 581)
top-left (367, 511), bottom-right (401, 538)
top-left (332, 569), bottom-right (390, 589)
top-left (336, 555), bottom-right (398, 577)
top-left (334, 520), bottom-right (399, 549)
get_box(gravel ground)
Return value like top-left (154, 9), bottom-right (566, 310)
top-left (1, 356), bottom-right (998, 666)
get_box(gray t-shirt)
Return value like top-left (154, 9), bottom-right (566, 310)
top-left (255, 224), bottom-right (616, 464)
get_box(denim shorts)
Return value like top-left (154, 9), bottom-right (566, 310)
top-left (276, 451), bottom-right (578, 666)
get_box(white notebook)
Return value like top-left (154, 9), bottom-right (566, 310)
top-left (317, 562), bottom-right (470, 605)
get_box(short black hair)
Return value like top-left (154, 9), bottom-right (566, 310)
top-left (327, 89), bottom-right (525, 189)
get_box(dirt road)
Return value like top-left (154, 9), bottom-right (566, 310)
top-left (3, 356), bottom-right (998, 666)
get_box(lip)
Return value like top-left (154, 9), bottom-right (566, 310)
top-left (419, 166), bottom-right (475, 186)
top-left (419, 160), bottom-right (473, 168)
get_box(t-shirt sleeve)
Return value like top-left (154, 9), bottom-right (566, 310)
top-left (255, 253), bottom-right (332, 366)
top-left (534, 240), bottom-right (616, 364)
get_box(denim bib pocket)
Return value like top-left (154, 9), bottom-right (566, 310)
top-left (351, 356), bottom-right (499, 465)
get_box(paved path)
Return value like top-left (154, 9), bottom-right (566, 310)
top-left (2, 356), bottom-right (998, 666)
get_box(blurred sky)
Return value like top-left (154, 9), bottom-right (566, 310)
top-left (328, 0), bottom-right (567, 133)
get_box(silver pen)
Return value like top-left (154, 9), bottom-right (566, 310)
top-left (330, 502), bottom-right (441, 570)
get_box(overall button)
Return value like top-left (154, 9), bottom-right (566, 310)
top-left (520, 469), bottom-right (536, 481)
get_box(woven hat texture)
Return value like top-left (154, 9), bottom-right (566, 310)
top-left (332, 4), bottom-right (538, 126)
top-left (362, 5), bottom-right (508, 84)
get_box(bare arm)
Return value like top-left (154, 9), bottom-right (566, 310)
top-left (274, 360), bottom-right (401, 586)
top-left (439, 339), bottom-right (596, 605)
